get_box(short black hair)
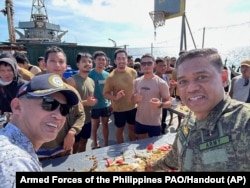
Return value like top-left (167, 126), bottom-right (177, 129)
top-left (155, 57), bottom-right (165, 64)
top-left (134, 57), bottom-right (141, 62)
top-left (76, 52), bottom-right (92, 63)
top-left (93, 51), bottom-right (107, 60)
top-left (114, 49), bottom-right (127, 59)
top-left (141, 53), bottom-right (155, 61)
top-left (176, 48), bottom-right (223, 72)
top-left (37, 56), bottom-right (44, 62)
top-left (14, 52), bottom-right (30, 64)
top-left (44, 46), bottom-right (66, 64)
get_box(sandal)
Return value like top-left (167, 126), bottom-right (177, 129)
top-left (92, 146), bottom-right (101, 150)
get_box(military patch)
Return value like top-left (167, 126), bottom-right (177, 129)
top-left (182, 124), bottom-right (189, 137)
top-left (199, 135), bottom-right (230, 150)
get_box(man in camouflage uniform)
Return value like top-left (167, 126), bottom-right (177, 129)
top-left (145, 48), bottom-right (250, 171)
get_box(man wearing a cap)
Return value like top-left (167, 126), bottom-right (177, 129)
top-left (0, 57), bottom-right (27, 116)
top-left (0, 73), bottom-right (79, 187)
top-left (229, 59), bottom-right (250, 103)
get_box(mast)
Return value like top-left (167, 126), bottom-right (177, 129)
top-left (1, 0), bottom-right (16, 43)
top-left (15, 0), bottom-right (68, 43)
top-left (31, 0), bottom-right (48, 22)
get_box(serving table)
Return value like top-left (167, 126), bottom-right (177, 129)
top-left (167, 99), bottom-right (190, 118)
top-left (42, 132), bottom-right (177, 172)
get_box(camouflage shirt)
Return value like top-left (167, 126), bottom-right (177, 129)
top-left (152, 95), bottom-right (250, 171)
top-left (0, 123), bottom-right (42, 188)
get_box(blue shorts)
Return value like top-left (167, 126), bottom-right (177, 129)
top-left (75, 122), bottom-right (91, 142)
top-left (135, 121), bottom-right (161, 137)
top-left (91, 107), bottom-right (111, 119)
top-left (113, 108), bottom-right (137, 128)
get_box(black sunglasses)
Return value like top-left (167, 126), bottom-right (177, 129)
top-left (243, 78), bottom-right (249, 86)
top-left (26, 95), bottom-right (71, 116)
top-left (141, 61), bottom-right (153, 66)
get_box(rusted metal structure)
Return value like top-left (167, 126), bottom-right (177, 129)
top-left (0, 0), bottom-right (120, 67)
top-left (1, 0), bottom-right (16, 43)
top-left (1, 0), bottom-right (68, 43)
top-left (15, 0), bottom-right (68, 43)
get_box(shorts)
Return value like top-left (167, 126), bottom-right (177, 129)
top-left (75, 122), bottom-right (92, 142)
top-left (113, 108), bottom-right (137, 128)
top-left (91, 107), bottom-right (111, 119)
top-left (135, 121), bottom-right (161, 137)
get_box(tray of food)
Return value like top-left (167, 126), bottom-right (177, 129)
top-left (42, 133), bottom-right (177, 172)
top-left (103, 143), bottom-right (172, 172)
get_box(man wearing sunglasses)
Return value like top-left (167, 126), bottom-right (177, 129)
top-left (133, 53), bottom-right (172, 140)
top-left (0, 73), bottom-right (79, 187)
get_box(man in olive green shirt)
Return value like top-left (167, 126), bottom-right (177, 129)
top-left (37, 46), bottom-right (85, 161)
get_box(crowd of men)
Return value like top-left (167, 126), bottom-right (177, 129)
top-left (0, 46), bottom-right (249, 187)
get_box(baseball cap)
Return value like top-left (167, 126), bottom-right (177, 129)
top-left (16, 73), bottom-right (79, 106)
top-left (241, 59), bottom-right (250, 67)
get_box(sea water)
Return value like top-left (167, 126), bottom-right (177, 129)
top-left (127, 45), bottom-right (250, 75)
top-left (127, 45), bottom-right (250, 69)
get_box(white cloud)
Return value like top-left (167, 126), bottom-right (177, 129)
top-left (0, 0), bottom-right (250, 56)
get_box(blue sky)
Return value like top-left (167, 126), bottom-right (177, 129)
top-left (1, 0), bottom-right (250, 56)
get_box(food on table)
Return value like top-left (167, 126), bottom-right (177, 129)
top-left (67, 143), bottom-right (173, 172)
top-left (146, 143), bottom-right (154, 151)
top-left (103, 143), bottom-right (172, 172)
